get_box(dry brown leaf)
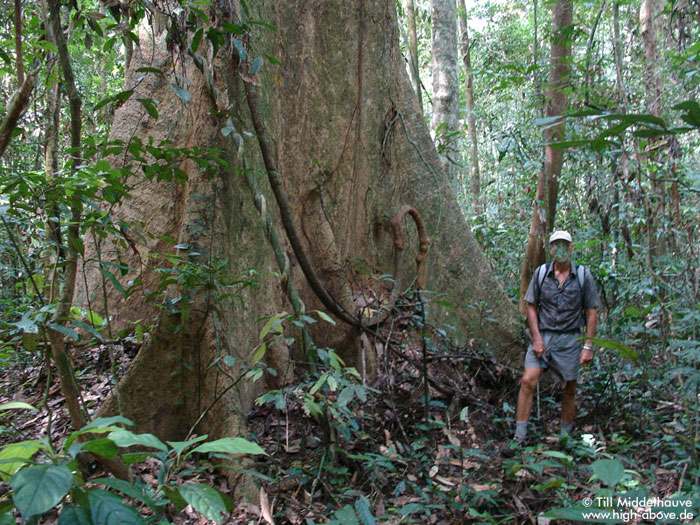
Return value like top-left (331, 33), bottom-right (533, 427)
top-left (429, 465), bottom-right (439, 478)
top-left (260, 486), bottom-right (274, 524)
top-left (442, 429), bottom-right (461, 447)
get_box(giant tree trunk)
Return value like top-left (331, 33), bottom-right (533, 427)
top-left (79, 0), bottom-right (521, 459)
top-left (430, 0), bottom-right (461, 188)
top-left (519, 0), bottom-right (573, 311)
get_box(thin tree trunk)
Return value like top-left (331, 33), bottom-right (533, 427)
top-left (583, 0), bottom-right (606, 105)
top-left (406, 0), bottom-right (422, 111)
top-left (613, 1), bottom-right (629, 108)
top-left (519, 0), bottom-right (573, 308)
top-left (430, 0), bottom-right (460, 189)
top-left (458, 0), bottom-right (481, 212)
top-left (14, 0), bottom-right (24, 87)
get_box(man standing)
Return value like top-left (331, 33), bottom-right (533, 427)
top-left (513, 230), bottom-right (600, 444)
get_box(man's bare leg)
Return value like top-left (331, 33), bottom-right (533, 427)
top-left (561, 379), bottom-right (577, 433)
top-left (515, 367), bottom-right (543, 440)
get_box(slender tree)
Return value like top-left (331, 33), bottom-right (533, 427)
top-left (430, 0), bottom-right (460, 188)
top-left (519, 0), bottom-right (574, 313)
top-left (406, 0), bottom-right (423, 111)
top-left (458, 0), bottom-right (481, 211)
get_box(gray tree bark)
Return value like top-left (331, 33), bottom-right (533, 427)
top-left (458, 0), bottom-right (480, 212)
top-left (430, 0), bottom-right (461, 189)
top-left (406, 0), bottom-right (423, 111)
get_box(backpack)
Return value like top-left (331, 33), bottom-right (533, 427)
top-left (536, 262), bottom-right (586, 296)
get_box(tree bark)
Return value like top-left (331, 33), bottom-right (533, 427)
top-left (458, 0), bottom-right (481, 211)
top-left (430, 0), bottom-right (461, 188)
top-left (519, 0), bottom-right (573, 309)
top-left (0, 74), bottom-right (34, 159)
top-left (79, 0), bottom-right (522, 456)
top-left (405, 0), bottom-right (423, 111)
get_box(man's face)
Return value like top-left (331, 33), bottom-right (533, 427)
top-left (550, 240), bottom-right (572, 263)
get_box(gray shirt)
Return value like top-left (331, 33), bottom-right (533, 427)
top-left (524, 262), bottom-right (600, 332)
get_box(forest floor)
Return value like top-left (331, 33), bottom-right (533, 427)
top-left (0, 315), bottom-right (691, 524)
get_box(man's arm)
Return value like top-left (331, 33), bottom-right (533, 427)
top-left (527, 303), bottom-right (545, 358)
top-left (580, 307), bottom-right (598, 365)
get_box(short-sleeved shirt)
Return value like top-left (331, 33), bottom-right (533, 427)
top-left (524, 262), bottom-right (600, 332)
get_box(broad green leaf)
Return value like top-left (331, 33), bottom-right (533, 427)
top-left (10, 464), bottom-right (73, 519)
top-left (332, 505), bottom-right (359, 524)
top-left (251, 57), bottom-right (263, 75)
top-left (0, 441), bottom-right (46, 480)
top-left (178, 484), bottom-right (227, 524)
top-left (587, 337), bottom-right (639, 361)
top-left (70, 320), bottom-right (105, 342)
top-left (93, 89), bottom-right (134, 111)
top-left (47, 322), bottom-right (79, 341)
top-left (259, 312), bottom-right (287, 339)
top-left (88, 489), bottom-right (146, 525)
top-left (591, 459), bottom-right (625, 487)
top-left (231, 37), bottom-right (247, 60)
top-left (163, 485), bottom-right (188, 511)
top-left (58, 505), bottom-right (92, 525)
top-left (80, 438), bottom-right (119, 460)
top-left (91, 478), bottom-right (160, 512)
top-left (136, 98), bottom-right (159, 120)
top-left (316, 310), bottom-right (336, 325)
top-left (167, 434), bottom-right (209, 457)
top-left (0, 402), bottom-right (37, 411)
top-left (192, 437), bottom-right (266, 456)
top-left (11, 310), bottom-right (39, 334)
top-left (355, 495), bottom-right (375, 525)
top-left (107, 430), bottom-right (168, 452)
top-left (191, 28), bottom-right (203, 53)
top-left (99, 266), bottom-right (127, 298)
top-left (170, 83), bottom-right (191, 103)
top-left (22, 332), bottom-right (41, 351)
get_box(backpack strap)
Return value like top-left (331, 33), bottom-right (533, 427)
top-left (536, 262), bottom-right (550, 294)
top-left (575, 263), bottom-right (586, 292)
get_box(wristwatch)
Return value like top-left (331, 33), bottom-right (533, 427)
top-left (583, 344), bottom-right (593, 351)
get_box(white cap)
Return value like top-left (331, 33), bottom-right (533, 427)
top-left (549, 230), bottom-right (572, 244)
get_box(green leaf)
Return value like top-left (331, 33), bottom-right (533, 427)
top-left (91, 478), bottom-right (160, 512)
top-left (191, 28), bottom-right (204, 53)
top-left (316, 310), bottom-right (336, 325)
top-left (107, 430), bottom-right (168, 452)
top-left (80, 438), bottom-right (119, 460)
top-left (10, 464), bottom-right (73, 519)
top-left (136, 98), bottom-right (159, 120)
top-left (70, 320), bottom-right (105, 342)
top-left (222, 22), bottom-right (245, 34)
top-left (587, 337), bottom-right (639, 361)
top-left (333, 505), bottom-right (359, 524)
top-left (178, 484), bottom-right (227, 524)
top-left (259, 312), bottom-right (287, 339)
top-left (47, 322), bottom-right (79, 341)
top-left (192, 437), bottom-right (266, 456)
top-left (231, 37), bottom-right (247, 60)
top-left (163, 485), bottom-right (188, 511)
top-left (0, 441), bottom-right (46, 481)
top-left (0, 402), bottom-right (37, 412)
top-left (93, 89), bottom-right (134, 111)
top-left (135, 67), bottom-right (163, 74)
top-left (167, 434), bottom-right (209, 457)
top-left (99, 266), bottom-right (127, 298)
top-left (58, 505), bottom-right (93, 525)
top-left (251, 57), bottom-right (263, 75)
top-left (86, 310), bottom-right (105, 327)
top-left (355, 495), bottom-right (375, 525)
top-left (591, 458), bottom-right (625, 487)
top-left (88, 489), bottom-right (147, 525)
top-left (170, 83), bottom-right (191, 103)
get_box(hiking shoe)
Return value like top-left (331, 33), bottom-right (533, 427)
top-left (500, 437), bottom-right (525, 458)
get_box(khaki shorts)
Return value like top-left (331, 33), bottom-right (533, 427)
top-left (524, 330), bottom-right (582, 381)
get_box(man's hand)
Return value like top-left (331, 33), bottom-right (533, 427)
top-left (532, 337), bottom-right (545, 359)
top-left (580, 348), bottom-right (593, 365)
